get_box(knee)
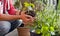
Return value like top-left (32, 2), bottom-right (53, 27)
top-left (0, 21), bottom-right (11, 35)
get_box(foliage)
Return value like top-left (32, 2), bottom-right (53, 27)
top-left (14, 0), bottom-right (59, 36)
top-left (14, 0), bottom-right (20, 9)
top-left (24, 2), bottom-right (35, 8)
top-left (57, 0), bottom-right (60, 10)
top-left (30, 1), bottom-right (59, 36)
top-left (57, 0), bottom-right (60, 34)
top-left (31, 7), bottom-right (59, 36)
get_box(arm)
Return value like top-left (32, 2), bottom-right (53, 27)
top-left (0, 14), bottom-right (20, 21)
top-left (0, 12), bottom-right (33, 23)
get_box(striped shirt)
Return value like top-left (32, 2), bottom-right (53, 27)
top-left (0, 0), bottom-right (16, 15)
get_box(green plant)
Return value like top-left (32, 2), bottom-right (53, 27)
top-left (31, 6), bottom-right (59, 36)
top-left (14, 0), bottom-right (59, 36)
top-left (30, 1), bottom-right (59, 36)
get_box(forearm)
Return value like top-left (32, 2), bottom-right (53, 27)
top-left (0, 14), bottom-right (20, 21)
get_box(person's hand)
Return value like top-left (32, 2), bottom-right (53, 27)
top-left (15, 10), bottom-right (20, 15)
top-left (23, 15), bottom-right (35, 25)
top-left (20, 11), bottom-right (34, 25)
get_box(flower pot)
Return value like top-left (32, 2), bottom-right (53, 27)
top-left (30, 32), bottom-right (42, 36)
top-left (17, 27), bottom-right (30, 36)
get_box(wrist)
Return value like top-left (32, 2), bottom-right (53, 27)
top-left (15, 10), bottom-right (21, 15)
top-left (17, 15), bottom-right (21, 19)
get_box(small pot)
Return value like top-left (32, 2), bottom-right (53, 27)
top-left (17, 27), bottom-right (30, 36)
top-left (30, 32), bottom-right (42, 36)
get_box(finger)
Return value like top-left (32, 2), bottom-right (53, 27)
top-left (25, 15), bottom-right (35, 22)
top-left (25, 15), bottom-right (33, 19)
top-left (23, 18), bottom-right (30, 22)
top-left (21, 11), bottom-right (26, 14)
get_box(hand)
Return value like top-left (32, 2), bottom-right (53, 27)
top-left (23, 17), bottom-right (35, 26)
top-left (20, 11), bottom-right (34, 25)
top-left (15, 10), bottom-right (20, 15)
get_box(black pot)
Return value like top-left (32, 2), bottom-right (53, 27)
top-left (30, 32), bottom-right (42, 36)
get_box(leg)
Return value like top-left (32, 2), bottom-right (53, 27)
top-left (9, 20), bottom-right (22, 32)
top-left (0, 21), bottom-right (11, 36)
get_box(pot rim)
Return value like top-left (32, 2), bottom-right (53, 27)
top-left (17, 27), bottom-right (30, 29)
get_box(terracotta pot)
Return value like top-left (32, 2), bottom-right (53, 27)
top-left (17, 27), bottom-right (30, 36)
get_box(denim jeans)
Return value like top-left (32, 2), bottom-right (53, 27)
top-left (0, 20), bottom-right (22, 36)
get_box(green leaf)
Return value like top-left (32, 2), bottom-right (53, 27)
top-left (50, 26), bottom-right (54, 32)
top-left (35, 29), bottom-right (41, 34)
